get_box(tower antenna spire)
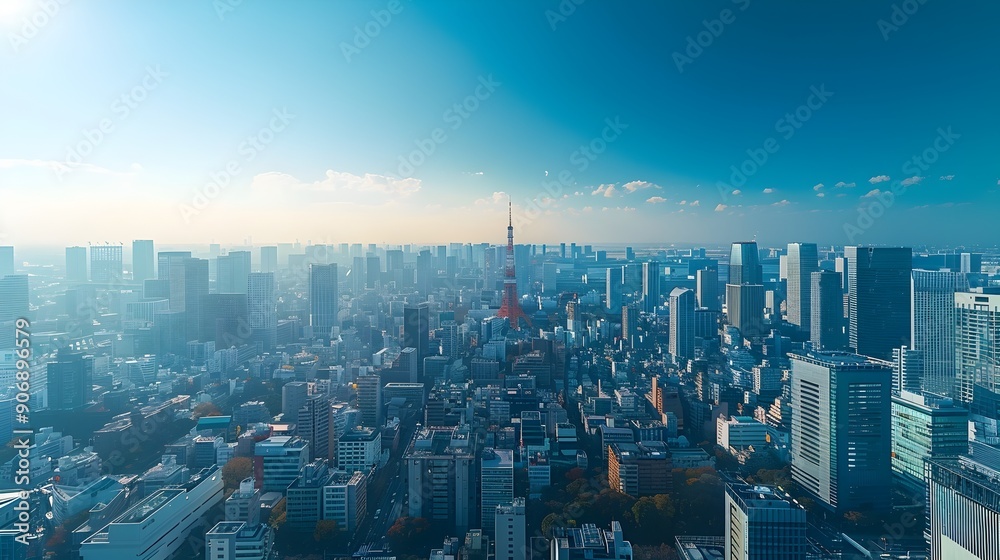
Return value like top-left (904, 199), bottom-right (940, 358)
top-left (508, 199), bottom-right (512, 228)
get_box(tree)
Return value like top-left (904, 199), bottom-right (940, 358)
top-left (223, 457), bottom-right (253, 490)
top-left (387, 517), bottom-right (433, 555)
top-left (193, 402), bottom-right (222, 419)
top-left (313, 519), bottom-right (338, 542)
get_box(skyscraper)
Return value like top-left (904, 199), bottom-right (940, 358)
top-left (0, 246), bottom-right (13, 277)
top-left (200, 293), bottom-right (249, 347)
top-left (309, 263), bottom-right (338, 340)
top-left (790, 352), bottom-right (892, 513)
top-left (606, 266), bottom-right (623, 314)
top-left (356, 374), bottom-right (383, 428)
top-left (642, 261), bottom-right (660, 314)
top-left (132, 239), bottom-right (155, 282)
top-left (217, 250), bottom-right (251, 294)
top-left (729, 241), bottom-right (762, 286)
top-left (169, 257), bottom-right (209, 343)
top-left (955, 292), bottom-right (1000, 404)
top-left (669, 288), bottom-right (695, 363)
top-left (497, 203), bottom-right (530, 329)
top-left (403, 302), bottom-right (430, 370)
top-left (726, 283), bottom-right (765, 337)
top-left (926, 455), bottom-right (1000, 560)
top-left (724, 482), bottom-right (807, 560)
top-left (480, 448), bottom-right (513, 536)
top-left (297, 394), bottom-right (331, 462)
top-left (247, 272), bottom-right (276, 352)
top-left (810, 270), bottom-right (845, 351)
top-left (260, 246), bottom-right (278, 274)
top-left (911, 270), bottom-right (969, 398)
top-left (786, 243), bottom-right (818, 332)
top-left (845, 246), bottom-right (911, 360)
top-left (90, 244), bottom-right (123, 283)
top-left (495, 499), bottom-right (527, 560)
top-left (65, 246), bottom-right (88, 283)
top-left (890, 391), bottom-right (968, 497)
top-left (696, 266), bottom-right (719, 311)
top-left (0, 275), bottom-right (29, 322)
top-left (158, 250), bottom-right (192, 280)
top-left (47, 350), bottom-right (94, 411)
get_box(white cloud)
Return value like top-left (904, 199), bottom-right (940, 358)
top-left (678, 200), bottom-right (687, 205)
top-left (592, 184), bottom-right (619, 197)
top-left (732, 189), bottom-right (742, 196)
top-left (813, 183), bottom-right (824, 191)
top-left (762, 188), bottom-right (775, 194)
top-left (939, 175), bottom-right (954, 181)
top-left (863, 189), bottom-right (883, 198)
top-left (772, 199), bottom-right (790, 207)
top-left (473, 191), bottom-right (509, 205)
top-left (622, 180), bottom-right (659, 192)
top-left (816, 192), bottom-right (825, 198)
top-left (715, 204), bottom-right (727, 212)
top-left (690, 200), bottom-right (700, 207)
top-left (901, 176), bottom-right (924, 186)
top-left (646, 196), bottom-right (667, 204)
top-left (834, 181), bottom-right (855, 188)
top-left (252, 170), bottom-right (421, 196)
top-left (869, 175), bottom-right (890, 184)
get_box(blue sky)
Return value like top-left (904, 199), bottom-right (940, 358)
top-left (1, 0), bottom-right (998, 247)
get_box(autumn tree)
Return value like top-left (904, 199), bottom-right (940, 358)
top-left (222, 456), bottom-right (253, 490)
top-left (193, 402), bottom-right (222, 419)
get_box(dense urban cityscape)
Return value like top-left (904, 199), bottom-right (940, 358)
top-left (3, 1), bottom-right (999, 559)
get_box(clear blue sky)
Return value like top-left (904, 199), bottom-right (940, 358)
top-left (1, 0), bottom-right (997, 247)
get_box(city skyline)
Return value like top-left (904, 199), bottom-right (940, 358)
top-left (2, 2), bottom-right (999, 246)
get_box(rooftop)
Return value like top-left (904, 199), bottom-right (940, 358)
top-left (675, 536), bottom-right (725, 560)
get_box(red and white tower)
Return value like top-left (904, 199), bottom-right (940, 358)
top-left (497, 202), bottom-right (530, 330)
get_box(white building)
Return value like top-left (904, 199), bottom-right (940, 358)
top-left (955, 292), bottom-right (1000, 404)
top-left (480, 448), bottom-right (514, 536)
top-left (717, 416), bottom-right (769, 450)
top-left (80, 466), bottom-right (223, 560)
top-left (205, 521), bottom-right (273, 560)
top-left (495, 498), bottom-right (526, 560)
top-left (336, 427), bottom-right (381, 474)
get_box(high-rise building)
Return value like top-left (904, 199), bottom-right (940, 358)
top-left (253, 436), bottom-right (310, 492)
top-left (912, 270), bottom-right (969, 397)
top-left (891, 346), bottom-right (924, 394)
top-left (0, 275), bottom-right (28, 322)
top-left (204, 522), bottom-right (273, 560)
top-left (309, 264), bottom-right (338, 340)
top-left (282, 382), bottom-right (310, 419)
top-left (726, 283), bottom-right (765, 337)
top-left (79, 466), bottom-right (223, 560)
top-left (786, 243), bottom-right (818, 331)
top-left (955, 292), bottom-right (1000, 404)
top-left (90, 244), bottom-right (123, 283)
top-left (47, 350), bottom-right (94, 411)
top-left (607, 442), bottom-right (672, 497)
top-left (790, 352), bottom-right (892, 513)
top-left (217, 250), bottom-right (251, 294)
top-left (642, 261), bottom-right (660, 313)
top-left (260, 246), bottom-right (278, 274)
top-left (845, 246), bottom-right (912, 360)
top-left (696, 266), bottom-right (719, 311)
top-left (169, 257), bottom-right (209, 343)
top-left (480, 448), bottom-right (514, 536)
top-left (66, 246), bottom-right (88, 283)
top-left (356, 374), bottom-right (383, 428)
top-left (606, 266), bottom-right (623, 314)
top-left (297, 394), bottom-right (331, 462)
top-left (199, 294), bottom-right (249, 347)
top-left (669, 288), bottom-right (695, 362)
top-left (724, 482), bottom-right (807, 560)
top-left (0, 246), bottom-right (13, 277)
top-left (336, 427), bottom-right (381, 473)
top-left (543, 262), bottom-right (558, 296)
top-left (926, 455), bottom-right (1000, 560)
top-left (365, 255), bottom-right (380, 290)
top-left (890, 391), bottom-right (968, 497)
top-left (729, 242), bottom-right (762, 286)
top-left (247, 272), bottom-right (276, 352)
top-left (157, 250), bottom-right (191, 280)
top-left (497, 203), bottom-right (530, 329)
top-left (132, 240), bottom-right (154, 282)
top-left (495, 499), bottom-right (526, 560)
top-left (404, 302), bottom-right (430, 370)
top-left (810, 270), bottom-right (845, 351)
top-left (406, 426), bottom-right (475, 533)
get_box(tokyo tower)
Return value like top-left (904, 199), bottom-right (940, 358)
top-left (497, 202), bottom-right (530, 330)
